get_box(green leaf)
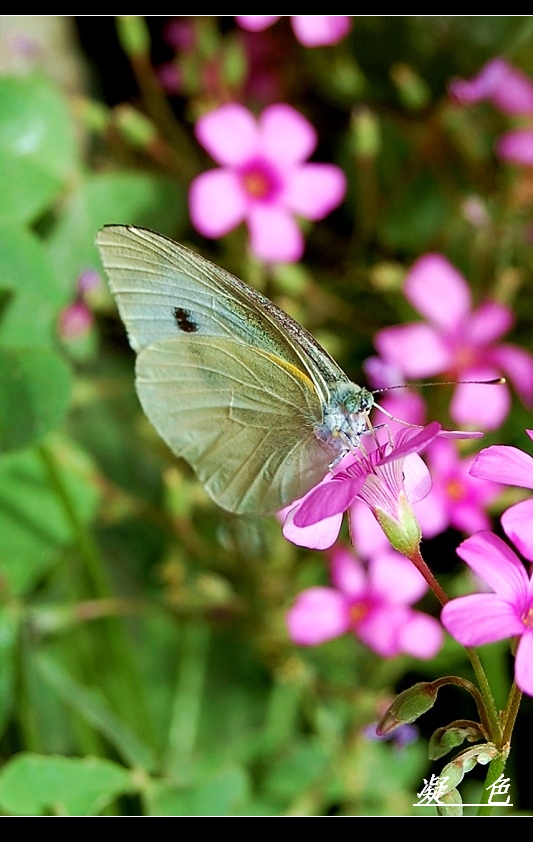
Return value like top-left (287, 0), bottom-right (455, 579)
top-left (0, 347), bottom-right (72, 451)
top-left (0, 444), bottom-right (99, 596)
top-left (37, 655), bottom-right (158, 772)
top-left (146, 765), bottom-right (251, 816)
top-left (0, 74), bottom-right (78, 224)
top-left (0, 606), bottom-right (20, 740)
top-left (46, 171), bottom-right (188, 296)
top-left (0, 225), bottom-right (65, 348)
top-left (0, 752), bottom-right (134, 816)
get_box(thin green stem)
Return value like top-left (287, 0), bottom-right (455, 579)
top-left (501, 681), bottom-right (522, 746)
top-left (410, 546), bottom-right (449, 606)
top-left (164, 622), bottom-right (210, 776)
top-left (38, 442), bottom-right (150, 738)
top-left (411, 545), bottom-right (502, 743)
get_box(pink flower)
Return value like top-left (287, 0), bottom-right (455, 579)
top-left (470, 430), bottom-right (533, 562)
top-left (496, 129), bottom-right (533, 166)
top-left (57, 269), bottom-right (100, 341)
top-left (282, 424), bottom-right (440, 553)
top-left (374, 253), bottom-right (533, 429)
top-left (412, 437), bottom-right (502, 539)
top-left (449, 58), bottom-right (533, 116)
top-left (189, 103), bottom-right (347, 263)
top-left (235, 16), bottom-right (352, 48)
top-left (287, 546), bottom-right (443, 658)
top-left (441, 531), bottom-right (533, 696)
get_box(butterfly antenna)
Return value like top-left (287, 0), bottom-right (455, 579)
top-left (371, 376), bottom-right (506, 396)
top-left (370, 377), bottom-right (506, 430)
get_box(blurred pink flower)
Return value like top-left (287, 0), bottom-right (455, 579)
top-left (496, 129), bottom-right (533, 166)
top-left (57, 269), bottom-right (100, 341)
top-left (189, 102), bottom-right (346, 263)
top-left (412, 437), bottom-right (502, 539)
top-left (235, 15), bottom-right (352, 47)
top-left (287, 546), bottom-right (443, 658)
top-left (471, 429), bottom-right (533, 562)
top-left (449, 58), bottom-right (533, 116)
top-left (441, 530), bottom-right (533, 696)
top-left (374, 253), bottom-right (533, 429)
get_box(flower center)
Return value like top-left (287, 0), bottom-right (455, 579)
top-left (349, 600), bottom-right (370, 626)
top-left (522, 607), bottom-right (533, 628)
top-left (445, 477), bottom-right (466, 502)
top-left (239, 158), bottom-right (280, 202)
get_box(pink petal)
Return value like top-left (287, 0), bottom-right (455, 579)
top-left (235, 15), bottom-right (280, 32)
top-left (188, 169), bottom-right (247, 237)
top-left (470, 443), bottom-right (533, 489)
top-left (450, 58), bottom-right (533, 115)
top-left (195, 103), bottom-right (258, 165)
top-left (501, 500), bottom-right (533, 563)
top-left (348, 501), bottom-right (390, 558)
top-left (259, 103), bottom-right (317, 165)
top-left (450, 376), bottom-right (510, 429)
top-left (514, 631), bottom-right (533, 696)
top-left (282, 504), bottom-right (342, 550)
top-left (449, 500), bottom-right (492, 535)
top-left (399, 612), bottom-right (444, 659)
top-left (404, 254), bottom-right (472, 331)
top-left (456, 531), bottom-right (530, 602)
top-left (441, 593), bottom-right (524, 645)
top-left (374, 323), bottom-right (452, 377)
top-left (496, 129), bottom-right (533, 166)
top-left (286, 587), bottom-right (349, 645)
top-left (358, 604), bottom-right (402, 657)
top-left (414, 491), bottom-right (449, 540)
top-left (283, 163), bottom-right (346, 219)
top-left (330, 548), bottom-right (366, 597)
top-left (403, 453), bottom-right (433, 502)
top-left (291, 15), bottom-right (352, 47)
top-left (369, 550), bottom-right (428, 604)
top-left (380, 422), bottom-right (440, 463)
top-left (490, 343), bottom-right (533, 405)
top-left (467, 300), bottom-right (514, 344)
top-left (363, 355), bottom-right (407, 390)
top-left (247, 204), bottom-right (304, 262)
top-left (293, 474), bottom-right (364, 527)
top-left (449, 58), bottom-right (508, 106)
top-left (490, 64), bottom-right (533, 114)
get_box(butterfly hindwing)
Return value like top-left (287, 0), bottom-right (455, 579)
top-left (135, 335), bottom-right (335, 514)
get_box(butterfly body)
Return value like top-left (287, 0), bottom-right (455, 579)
top-left (96, 225), bottom-right (373, 514)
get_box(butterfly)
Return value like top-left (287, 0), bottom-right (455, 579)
top-left (96, 225), bottom-right (375, 515)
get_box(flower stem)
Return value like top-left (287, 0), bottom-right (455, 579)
top-left (409, 546), bottom-right (449, 605)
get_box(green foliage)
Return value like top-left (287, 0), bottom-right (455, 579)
top-left (0, 15), bottom-right (531, 816)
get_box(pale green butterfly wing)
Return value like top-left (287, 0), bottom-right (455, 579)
top-left (136, 335), bottom-right (334, 514)
top-left (95, 225), bottom-right (360, 514)
top-left (95, 225), bottom-right (349, 403)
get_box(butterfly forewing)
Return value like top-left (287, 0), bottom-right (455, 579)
top-left (96, 226), bottom-right (348, 402)
top-left (136, 336), bottom-right (335, 514)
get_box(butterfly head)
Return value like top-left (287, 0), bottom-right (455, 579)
top-left (317, 381), bottom-right (375, 455)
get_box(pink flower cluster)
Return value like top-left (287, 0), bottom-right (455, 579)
top-left (287, 545), bottom-right (443, 659)
top-left (442, 430), bottom-right (533, 696)
top-left (449, 58), bottom-right (533, 166)
top-left (235, 16), bottom-right (352, 48)
top-left (189, 102), bottom-right (346, 263)
top-left (373, 253), bottom-right (533, 430)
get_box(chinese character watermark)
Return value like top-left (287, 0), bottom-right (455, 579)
top-left (413, 773), bottom-right (512, 808)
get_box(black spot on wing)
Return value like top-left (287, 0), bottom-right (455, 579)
top-left (173, 307), bottom-right (197, 333)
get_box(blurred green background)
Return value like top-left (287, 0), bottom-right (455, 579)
top-left (0, 16), bottom-right (532, 815)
